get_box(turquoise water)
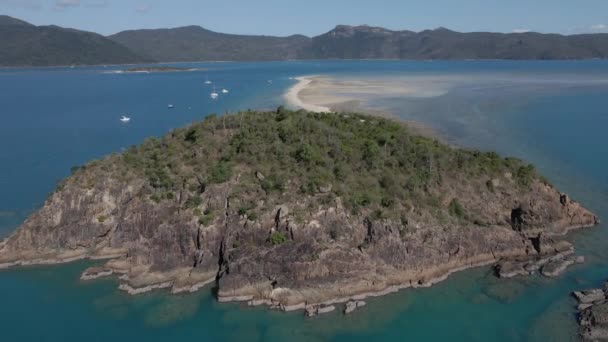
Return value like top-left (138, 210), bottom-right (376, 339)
top-left (1, 61), bottom-right (607, 341)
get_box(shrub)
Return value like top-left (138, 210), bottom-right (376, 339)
top-left (362, 140), bottom-right (380, 167)
top-left (198, 211), bottom-right (215, 226)
top-left (270, 231), bottom-right (287, 245)
top-left (381, 197), bottom-right (394, 208)
top-left (97, 215), bottom-right (106, 223)
top-left (185, 128), bottom-right (199, 143)
top-left (295, 144), bottom-right (322, 165)
top-left (516, 164), bottom-right (536, 187)
top-left (185, 195), bottom-right (203, 209)
top-left (208, 162), bottom-right (232, 184)
top-left (150, 193), bottom-right (162, 204)
top-left (260, 174), bottom-right (285, 193)
top-left (449, 199), bottom-right (466, 219)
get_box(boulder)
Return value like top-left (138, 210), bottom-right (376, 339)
top-left (306, 304), bottom-right (335, 317)
top-left (541, 256), bottom-right (577, 277)
top-left (573, 289), bottom-right (606, 304)
top-left (344, 300), bottom-right (366, 314)
top-left (496, 261), bottom-right (528, 278)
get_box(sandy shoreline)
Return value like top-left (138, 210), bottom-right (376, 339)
top-left (284, 76), bottom-right (332, 112)
top-left (283, 75), bottom-right (445, 140)
top-left (284, 74), bottom-right (444, 113)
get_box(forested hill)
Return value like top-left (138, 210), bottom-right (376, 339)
top-left (108, 26), bottom-right (312, 62)
top-left (310, 25), bottom-right (608, 60)
top-left (110, 24), bottom-right (608, 62)
top-left (3, 15), bottom-right (608, 67)
top-left (0, 15), bottom-right (147, 67)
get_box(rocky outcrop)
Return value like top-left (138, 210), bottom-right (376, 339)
top-left (541, 255), bottom-right (584, 277)
top-left (0, 111), bottom-right (599, 316)
top-left (495, 237), bottom-right (585, 279)
top-left (80, 267), bottom-right (113, 280)
top-left (305, 304), bottom-right (336, 317)
top-left (344, 300), bottom-right (367, 314)
top-left (573, 283), bottom-right (608, 340)
top-left (0, 174), bottom-right (596, 313)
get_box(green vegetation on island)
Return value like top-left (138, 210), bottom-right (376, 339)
top-left (68, 108), bottom-right (543, 227)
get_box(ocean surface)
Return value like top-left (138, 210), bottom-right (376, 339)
top-left (0, 60), bottom-right (607, 341)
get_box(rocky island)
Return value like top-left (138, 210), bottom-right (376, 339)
top-left (0, 109), bottom-right (599, 315)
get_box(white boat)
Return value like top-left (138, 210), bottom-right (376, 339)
top-left (221, 88), bottom-right (229, 94)
top-left (210, 86), bottom-right (219, 99)
top-left (120, 115), bottom-right (131, 123)
top-left (204, 74), bottom-right (212, 84)
top-left (168, 104), bottom-right (174, 108)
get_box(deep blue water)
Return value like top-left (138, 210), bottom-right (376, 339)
top-left (1, 60), bottom-right (607, 341)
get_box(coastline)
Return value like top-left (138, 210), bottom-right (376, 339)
top-left (215, 228), bottom-right (592, 315)
top-left (1, 221), bottom-right (596, 316)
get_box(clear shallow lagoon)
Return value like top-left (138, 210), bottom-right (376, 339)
top-left (1, 60), bottom-right (607, 341)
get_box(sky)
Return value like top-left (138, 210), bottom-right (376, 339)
top-left (1, 0), bottom-right (607, 36)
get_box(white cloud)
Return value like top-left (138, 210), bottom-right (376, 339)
top-left (590, 24), bottom-right (608, 31)
top-left (512, 28), bottom-right (531, 34)
top-left (55, 0), bottom-right (80, 8)
top-left (135, 3), bottom-right (150, 13)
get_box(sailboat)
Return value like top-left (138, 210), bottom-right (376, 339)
top-left (210, 86), bottom-right (219, 99)
top-left (204, 74), bottom-right (212, 84)
top-left (120, 115), bottom-right (131, 123)
top-left (168, 104), bottom-right (175, 109)
top-left (221, 88), bottom-right (229, 94)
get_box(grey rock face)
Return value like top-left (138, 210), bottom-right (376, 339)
top-left (344, 301), bottom-right (367, 314)
top-left (0, 143), bottom-right (599, 313)
top-left (573, 284), bottom-right (608, 340)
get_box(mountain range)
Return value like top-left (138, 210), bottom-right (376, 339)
top-left (2, 15), bottom-right (608, 67)
top-left (0, 15), bottom-right (146, 67)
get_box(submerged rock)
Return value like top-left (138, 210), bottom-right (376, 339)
top-left (574, 289), bottom-right (606, 304)
top-left (496, 238), bottom-right (584, 279)
top-left (344, 301), bottom-right (367, 314)
top-left (541, 255), bottom-right (584, 277)
top-left (81, 266), bottom-right (113, 280)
